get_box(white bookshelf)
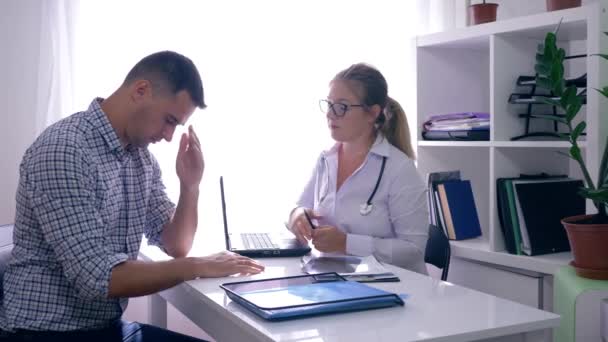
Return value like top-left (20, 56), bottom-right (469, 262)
top-left (416, 2), bottom-right (608, 275)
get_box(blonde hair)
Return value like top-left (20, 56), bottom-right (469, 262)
top-left (333, 63), bottom-right (415, 159)
top-left (380, 97), bottom-right (415, 159)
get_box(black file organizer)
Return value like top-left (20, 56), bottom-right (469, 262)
top-left (508, 54), bottom-right (587, 141)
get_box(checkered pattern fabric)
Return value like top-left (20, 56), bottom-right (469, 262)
top-left (0, 98), bottom-right (175, 331)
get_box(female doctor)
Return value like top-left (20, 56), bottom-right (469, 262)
top-left (287, 63), bottom-right (429, 274)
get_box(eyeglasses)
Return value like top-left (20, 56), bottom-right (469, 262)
top-left (319, 99), bottom-right (365, 117)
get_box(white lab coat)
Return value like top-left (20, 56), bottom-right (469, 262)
top-left (297, 135), bottom-right (429, 274)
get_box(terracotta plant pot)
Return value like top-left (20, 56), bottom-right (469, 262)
top-left (469, 3), bottom-right (499, 25)
top-left (562, 214), bottom-right (608, 280)
top-left (546, 0), bottom-right (582, 11)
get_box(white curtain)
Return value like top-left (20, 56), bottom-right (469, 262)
top-left (35, 0), bottom-right (78, 134)
top-left (40, 0), bottom-right (461, 253)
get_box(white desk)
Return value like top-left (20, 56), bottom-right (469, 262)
top-left (139, 246), bottom-right (559, 342)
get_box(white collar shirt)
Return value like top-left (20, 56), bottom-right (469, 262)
top-left (297, 135), bottom-right (429, 274)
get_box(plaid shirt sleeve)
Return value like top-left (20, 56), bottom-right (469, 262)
top-left (144, 157), bottom-right (176, 249)
top-left (27, 140), bottom-right (129, 301)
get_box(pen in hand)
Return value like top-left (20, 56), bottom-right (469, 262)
top-left (303, 210), bottom-right (317, 230)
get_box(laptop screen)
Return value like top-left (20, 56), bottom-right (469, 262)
top-left (220, 176), bottom-right (231, 250)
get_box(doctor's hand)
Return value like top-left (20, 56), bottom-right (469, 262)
top-left (176, 125), bottom-right (204, 192)
top-left (185, 251), bottom-right (265, 279)
top-left (287, 207), bottom-right (322, 244)
top-left (311, 226), bottom-right (346, 253)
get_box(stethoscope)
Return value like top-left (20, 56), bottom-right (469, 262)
top-left (317, 155), bottom-right (387, 216)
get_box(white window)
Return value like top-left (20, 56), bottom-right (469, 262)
top-left (70, 0), bottom-right (421, 251)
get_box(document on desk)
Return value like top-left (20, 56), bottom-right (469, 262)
top-left (220, 272), bottom-right (405, 321)
top-left (301, 253), bottom-right (399, 282)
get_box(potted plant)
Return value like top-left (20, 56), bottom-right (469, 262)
top-left (469, 0), bottom-right (499, 25)
top-left (546, 0), bottom-right (582, 12)
top-left (534, 26), bottom-right (608, 279)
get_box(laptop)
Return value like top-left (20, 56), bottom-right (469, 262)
top-left (220, 176), bottom-right (311, 257)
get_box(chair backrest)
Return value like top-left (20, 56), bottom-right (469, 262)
top-left (424, 224), bottom-right (451, 281)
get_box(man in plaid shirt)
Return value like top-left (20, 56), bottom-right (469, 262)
top-left (0, 51), bottom-right (264, 341)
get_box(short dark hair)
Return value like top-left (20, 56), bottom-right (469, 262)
top-left (124, 51), bottom-right (206, 109)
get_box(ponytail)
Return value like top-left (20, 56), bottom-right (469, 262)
top-left (377, 97), bottom-right (415, 159)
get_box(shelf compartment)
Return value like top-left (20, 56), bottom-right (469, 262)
top-left (417, 147), bottom-right (490, 243)
top-left (450, 240), bottom-right (572, 275)
top-left (418, 141), bottom-right (586, 148)
top-left (417, 5), bottom-right (588, 48)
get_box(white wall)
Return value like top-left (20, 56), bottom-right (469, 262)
top-left (0, 0), bottom-right (42, 224)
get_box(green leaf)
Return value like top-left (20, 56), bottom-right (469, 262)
top-left (534, 96), bottom-right (562, 108)
top-left (557, 133), bottom-right (571, 141)
top-left (561, 85), bottom-right (576, 107)
top-left (594, 87), bottom-right (608, 98)
top-left (570, 144), bottom-right (582, 161)
top-left (550, 63), bottom-right (564, 83)
top-left (537, 43), bottom-right (545, 53)
top-left (536, 76), bottom-right (553, 90)
top-left (579, 187), bottom-right (608, 203)
top-left (554, 79), bottom-right (565, 96)
top-left (535, 63), bottom-right (550, 75)
top-left (536, 53), bottom-right (552, 65)
top-left (545, 44), bottom-right (555, 60)
top-left (545, 32), bottom-right (556, 49)
top-left (565, 96), bottom-right (583, 122)
top-left (572, 121), bottom-right (587, 141)
top-left (557, 48), bottom-right (566, 62)
top-left (593, 53), bottom-right (608, 61)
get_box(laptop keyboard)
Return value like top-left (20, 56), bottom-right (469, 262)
top-left (242, 233), bottom-right (279, 249)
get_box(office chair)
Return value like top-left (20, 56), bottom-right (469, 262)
top-left (424, 224), bottom-right (451, 281)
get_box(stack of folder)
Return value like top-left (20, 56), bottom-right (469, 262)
top-left (220, 273), bottom-right (404, 321)
top-left (427, 171), bottom-right (482, 240)
top-left (496, 174), bottom-right (585, 255)
top-left (422, 112), bottom-right (490, 141)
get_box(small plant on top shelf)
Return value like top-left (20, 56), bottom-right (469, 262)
top-left (534, 24), bottom-right (608, 279)
top-left (469, 0), bottom-right (499, 25)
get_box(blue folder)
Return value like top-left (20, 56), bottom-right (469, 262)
top-left (220, 273), bottom-right (405, 321)
top-left (442, 180), bottom-right (482, 240)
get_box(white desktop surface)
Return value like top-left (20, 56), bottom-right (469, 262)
top-left (139, 245), bottom-right (559, 342)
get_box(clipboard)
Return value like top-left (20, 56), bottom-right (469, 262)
top-left (220, 272), bottom-right (405, 321)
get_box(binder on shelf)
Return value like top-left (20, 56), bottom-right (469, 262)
top-left (512, 178), bottom-right (585, 255)
top-left (220, 273), bottom-right (405, 321)
top-left (437, 184), bottom-right (457, 239)
top-left (496, 178), bottom-right (520, 254)
top-left (437, 180), bottom-right (482, 240)
top-left (422, 129), bottom-right (489, 141)
top-left (426, 171), bottom-right (461, 234)
top-left (497, 174), bottom-right (568, 255)
top-left (501, 178), bottom-right (522, 255)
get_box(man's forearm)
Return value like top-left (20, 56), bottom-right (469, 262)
top-left (161, 186), bottom-right (199, 258)
top-left (108, 258), bottom-right (194, 298)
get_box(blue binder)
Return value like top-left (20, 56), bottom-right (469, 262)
top-left (220, 273), bottom-right (405, 321)
top-left (441, 180), bottom-right (482, 240)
